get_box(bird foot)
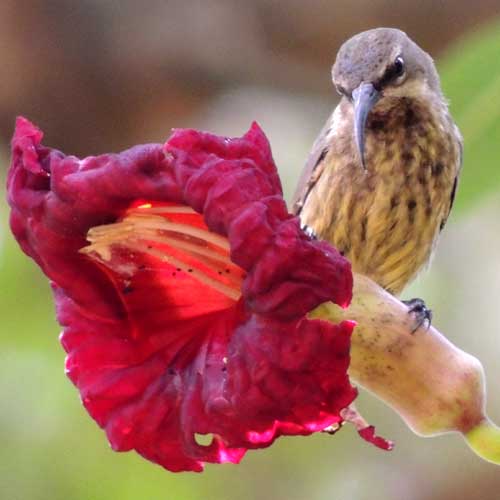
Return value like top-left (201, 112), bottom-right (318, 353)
top-left (402, 298), bottom-right (432, 333)
top-left (300, 223), bottom-right (318, 240)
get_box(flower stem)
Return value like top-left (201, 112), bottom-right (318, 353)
top-left (464, 418), bottom-right (500, 465)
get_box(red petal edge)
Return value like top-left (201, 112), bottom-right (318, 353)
top-left (7, 116), bottom-right (356, 472)
top-left (358, 426), bottom-right (394, 451)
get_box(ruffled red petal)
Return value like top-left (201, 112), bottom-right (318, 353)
top-left (8, 117), bottom-right (356, 472)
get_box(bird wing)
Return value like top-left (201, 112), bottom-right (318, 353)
top-left (439, 134), bottom-right (463, 232)
top-left (291, 110), bottom-right (335, 216)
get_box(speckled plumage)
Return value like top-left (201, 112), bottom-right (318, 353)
top-left (294, 28), bottom-right (462, 295)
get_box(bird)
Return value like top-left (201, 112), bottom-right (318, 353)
top-left (293, 28), bottom-right (462, 330)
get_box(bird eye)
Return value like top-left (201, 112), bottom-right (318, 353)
top-left (335, 84), bottom-right (351, 100)
top-left (335, 84), bottom-right (346, 96)
top-left (379, 56), bottom-right (406, 88)
top-left (393, 56), bottom-right (405, 77)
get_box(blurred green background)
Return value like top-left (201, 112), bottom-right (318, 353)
top-left (1, 2), bottom-right (500, 499)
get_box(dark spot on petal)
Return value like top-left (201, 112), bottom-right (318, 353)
top-left (123, 285), bottom-right (134, 294)
top-left (140, 162), bottom-right (157, 175)
top-left (407, 199), bottom-right (417, 210)
top-left (390, 196), bottom-right (399, 209)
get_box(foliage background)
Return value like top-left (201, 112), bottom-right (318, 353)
top-left (1, 2), bottom-right (500, 499)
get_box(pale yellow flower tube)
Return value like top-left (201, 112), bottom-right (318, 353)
top-left (310, 273), bottom-right (500, 465)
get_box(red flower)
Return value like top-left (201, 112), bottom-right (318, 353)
top-left (7, 117), bottom-right (385, 472)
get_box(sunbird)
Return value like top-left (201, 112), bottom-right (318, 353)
top-left (293, 28), bottom-right (462, 329)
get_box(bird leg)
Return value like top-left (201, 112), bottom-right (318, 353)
top-left (300, 223), bottom-right (318, 240)
top-left (402, 298), bottom-right (433, 333)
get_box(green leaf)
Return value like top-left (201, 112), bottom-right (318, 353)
top-left (439, 20), bottom-right (500, 213)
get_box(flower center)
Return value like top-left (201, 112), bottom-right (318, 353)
top-left (81, 203), bottom-right (244, 301)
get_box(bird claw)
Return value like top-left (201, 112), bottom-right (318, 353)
top-left (301, 223), bottom-right (318, 240)
top-left (402, 298), bottom-right (432, 333)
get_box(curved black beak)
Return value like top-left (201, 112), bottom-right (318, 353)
top-left (352, 82), bottom-right (380, 170)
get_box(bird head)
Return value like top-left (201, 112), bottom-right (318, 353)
top-left (332, 28), bottom-right (440, 169)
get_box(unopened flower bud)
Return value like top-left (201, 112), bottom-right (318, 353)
top-left (311, 273), bottom-right (500, 464)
